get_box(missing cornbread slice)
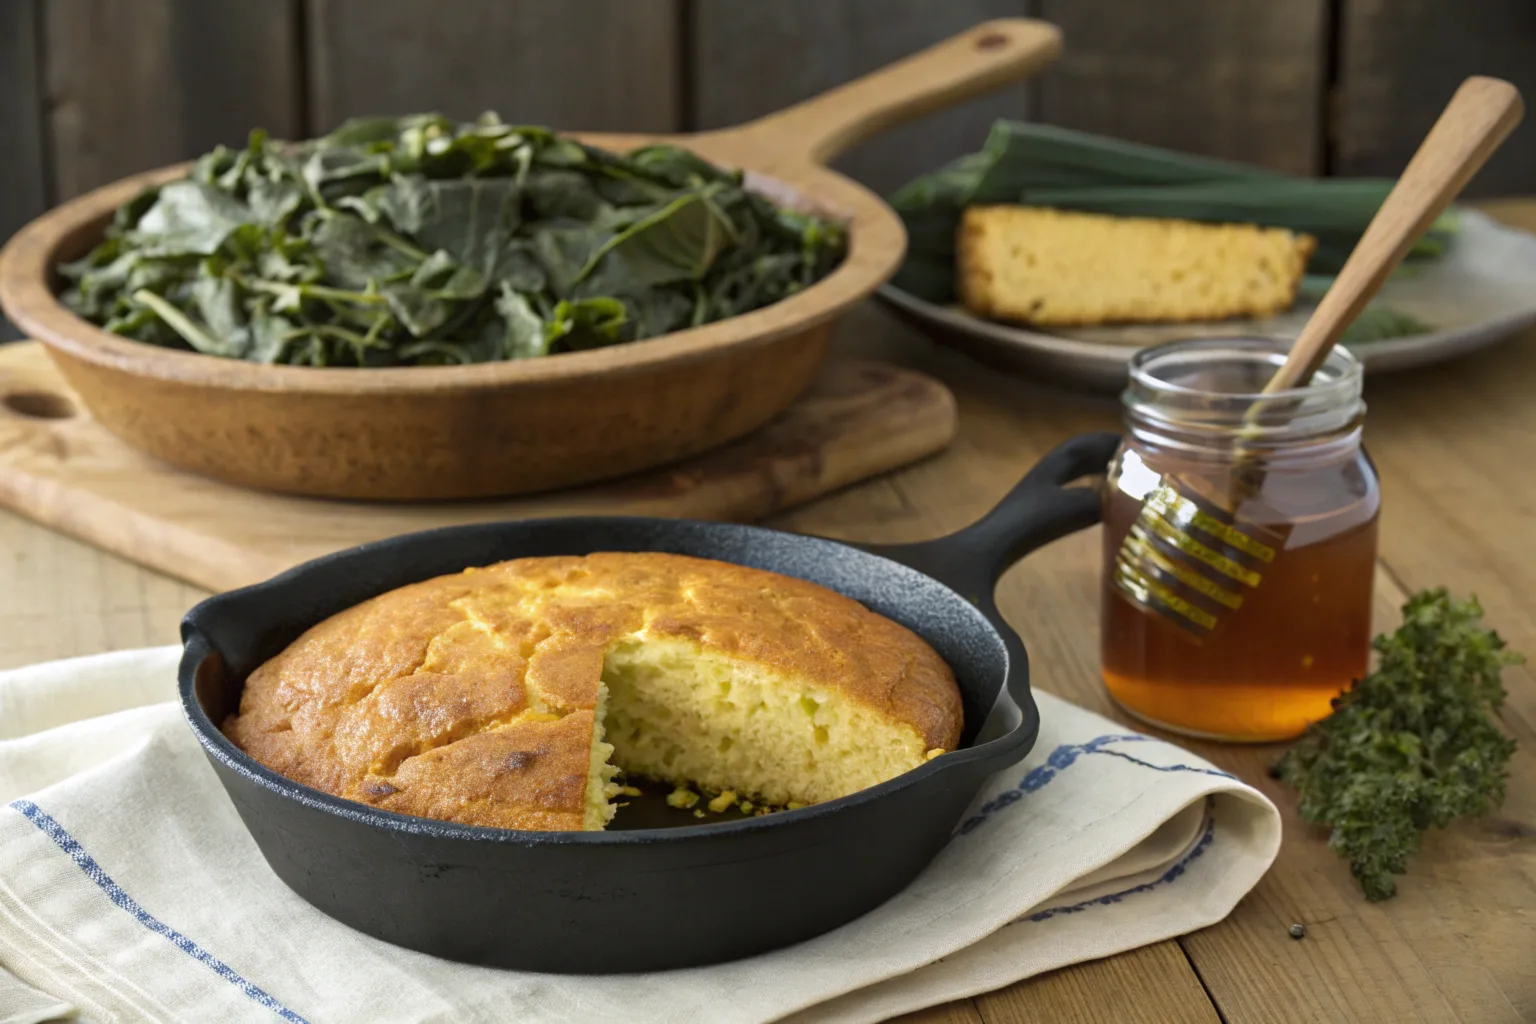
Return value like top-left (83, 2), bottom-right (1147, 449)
top-left (223, 552), bottom-right (962, 832)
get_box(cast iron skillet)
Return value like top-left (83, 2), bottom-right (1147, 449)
top-left (178, 431), bottom-right (1120, 973)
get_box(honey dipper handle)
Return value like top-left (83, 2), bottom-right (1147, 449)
top-left (1266, 76), bottom-right (1524, 394)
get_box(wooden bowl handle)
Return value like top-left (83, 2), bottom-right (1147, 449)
top-left (713, 18), bottom-right (1061, 169)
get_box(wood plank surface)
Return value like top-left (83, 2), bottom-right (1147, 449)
top-left (5, 207), bottom-right (1536, 1021)
top-left (0, 349), bottom-right (955, 593)
top-left (975, 941), bottom-right (1223, 1024)
top-left (42, 0), bottom-right (303, 201)
top-left (892, 1002), bottom-right (983, 1024)
top-left (306, 0), bottom-right (680, 135)
top-left (1032, 0), bottom-right (1329, 175)
top-left (691, 1), bottom-right (1032, 196)
top-left (1335, 0), bottom-right (1536, 196)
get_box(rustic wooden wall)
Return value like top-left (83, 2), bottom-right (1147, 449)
top-left (1335, 0), bottom-right (1536, 195)
top-left (307, 0), bottom-right (682, 135)
top-left (1032, 0), bottom-right (1330, 176)
top-left (693, 0), bottom-right (1033, 196)
top-left (1, 0), bottom-right (1533, 338)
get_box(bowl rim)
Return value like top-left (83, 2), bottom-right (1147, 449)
top-left (177, 515), bottom-right (1036, 847)
top-left (0, 135), bottom-right (906, 396)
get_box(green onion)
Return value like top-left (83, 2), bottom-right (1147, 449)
top-left (889, 120), bottom-right (1460, 303)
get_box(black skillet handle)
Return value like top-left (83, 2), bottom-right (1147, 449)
top-left (862, 432), bottom-right (1123, 603)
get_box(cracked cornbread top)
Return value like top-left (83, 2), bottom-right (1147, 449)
top-left (223, 552), bottom-right (963, 831)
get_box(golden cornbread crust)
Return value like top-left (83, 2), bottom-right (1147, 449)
top-left (224, 552), bottom-right (963, 831)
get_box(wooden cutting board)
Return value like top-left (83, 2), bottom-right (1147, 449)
top-left (0, 341), bottom-right (955, 592)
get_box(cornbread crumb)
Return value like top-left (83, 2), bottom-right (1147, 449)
top-left (957, 206), bottom-right (1315, 327)
top-left (667, 786), bottom-right (700, 809)
top-left (786, 801), bottom-right (805, 811)
top-left (224, 551), bottom-right (964, 833)
top-left (925, 748), bottom-right (946, 761)
top-left (693, 809), bottom-right (706, 818)
top-left (708, 791), bottom-right (738, 814)
top-left (739, 799), bottom-right (754, 813)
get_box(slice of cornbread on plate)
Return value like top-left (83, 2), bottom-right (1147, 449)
top-left (957, 205), bottom-right (1317, 327)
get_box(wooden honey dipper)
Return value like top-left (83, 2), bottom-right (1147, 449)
top-left (1112, 76), bottom-right (1523, 639)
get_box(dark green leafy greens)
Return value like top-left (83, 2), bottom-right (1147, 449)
top-left (1277, 589), bottom-right (1522, 901)
top-left (59, 114), bottom-right (847, 366)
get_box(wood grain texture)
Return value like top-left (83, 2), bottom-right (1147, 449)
top-left (0, 510), bottom-right (203, 671)
top-left (1336, 0), bottom-right (1536, 197)
top-left (1033, 0), bottom-right (1328, 175)
top-left (0, 0), bottom-right (46, 342)
top-left (975, 942), bottom-right (1222, 1024)
top-left (42, 0), bottom-right (302, 201)
top-left (891, 1001), bottom-right (983, 1024)
top-left (7, 206), bottom-right (1536, 1021)
top-left (307, 0), bottom-right (681, 134)
top-left (0, 0), bottom-right (47, 246)
top-left (0, 21), bottom-right (1058, 500)
top-left (692, 1), bottom-right (1036, 196)
top-left (0, 344), bottom-right (956, 592)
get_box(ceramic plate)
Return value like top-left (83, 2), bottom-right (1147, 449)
top-left (876, 209), bottom-right (1536, 392)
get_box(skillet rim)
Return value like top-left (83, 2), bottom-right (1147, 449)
top-left (178, 515), bottom-right (1038, 847)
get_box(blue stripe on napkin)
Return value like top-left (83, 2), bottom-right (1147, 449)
top-left (954, 734), bottom-right (1236, 837)
top-left (8, 799), bottom-right (310, 1024)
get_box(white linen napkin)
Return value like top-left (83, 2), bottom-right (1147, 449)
top-left (0, 647), bottom-right (1280, 1024)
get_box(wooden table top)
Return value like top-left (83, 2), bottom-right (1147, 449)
top-left (4, 202), bottom-right (1534, 1024)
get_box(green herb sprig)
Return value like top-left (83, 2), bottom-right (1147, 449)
top-left (1277, 589), bottom-right (1522, 900)
top-left (59, 114), bottom-right (847, 367)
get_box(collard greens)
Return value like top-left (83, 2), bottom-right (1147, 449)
top-left (59, 114), bottom-right (847, 367)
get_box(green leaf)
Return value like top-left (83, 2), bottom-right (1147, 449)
top-left (499, 240), bottom-right (547, 294)
top-left (131, 288), bottom-right (241, 357)
top-left (532, 225), bottom-right (607, 297)
top-left (574, 187), bottom-right (736, 293)
top-left (378, 177), bottom-right (521, 284)
top-left (128, 181), bottom-right (254, 257)
top-left (381, 283), bottom-right (453, 337)
top-left (623, 145), bottom-right (737, 189)
top-left (247, 178), bottom-right (305, 227)
top-left (495, 284), bottom-right (550, 359)
top-left (308, 213), bottom-right (419, 289)
top-left (248, 306), bottom-right (296, 364)
top-left (55, 111), bottom-right (846, 366)
top-left (545, 296), bottom-right (629, 351)
top-left (524, 169), bottom-right (605, 221)
top-left (190, 275), bottom-right (252, 356)
top-left (622, 287), bottom-right (697, 339)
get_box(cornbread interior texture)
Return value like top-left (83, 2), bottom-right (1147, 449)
top-left (957, 205), bottom-right (1317, 327)
top-left (223, 552), bottom-right (962, 832)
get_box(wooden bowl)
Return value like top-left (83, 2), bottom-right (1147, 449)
top-left (0, 20), bottom-right (1059, 501)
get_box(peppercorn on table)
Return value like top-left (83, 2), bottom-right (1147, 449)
top-left (3, 204), bottom-right (1533, 1024)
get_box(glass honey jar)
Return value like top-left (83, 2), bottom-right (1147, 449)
top-left (1101, 338), bottom-right (1380, 742)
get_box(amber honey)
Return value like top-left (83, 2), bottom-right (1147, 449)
top-left (1100, 338), bottom-right (1380, 742)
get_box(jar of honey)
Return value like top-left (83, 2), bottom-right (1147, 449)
top-left (1101, 338), bottom-right (1379, 742)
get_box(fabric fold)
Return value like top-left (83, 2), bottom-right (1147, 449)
top-left (0, 647), bottom-right (1279, 1024)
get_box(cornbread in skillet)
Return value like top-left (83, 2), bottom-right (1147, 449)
top-left (223, 552), bottom-right (963, 832)
top-left (957, 205), bottom-right (1317, 326)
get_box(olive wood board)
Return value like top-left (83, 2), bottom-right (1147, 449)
top-left (0, 341), bottom-right (956, 592)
